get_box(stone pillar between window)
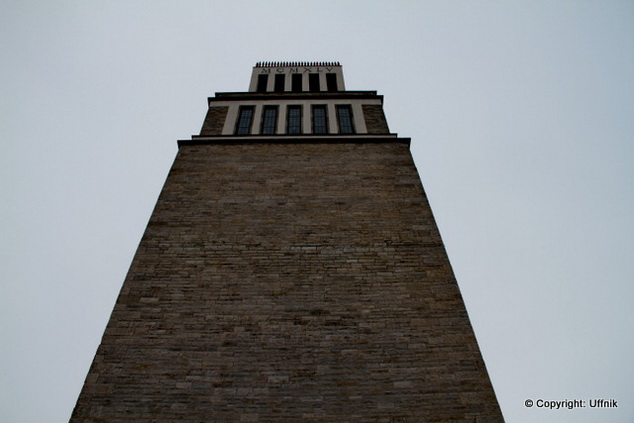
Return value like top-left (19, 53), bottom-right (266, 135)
top-left (302, 106), bottom-right (311, 134)
top-left (327, 104), bottom-right (337, 134)
top-left (278, 105), bottom-right (286, 134)
top-left (251, 104), bottom-right (263, 135)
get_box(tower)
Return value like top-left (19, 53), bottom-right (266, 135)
top-left (71, 62), bottom-right (504, 422)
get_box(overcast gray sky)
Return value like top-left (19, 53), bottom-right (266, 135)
top-left (2, 1), bottom-right (633, 422)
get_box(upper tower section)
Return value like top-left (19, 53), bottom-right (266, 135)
top-left (249, 62), bottom-right (345, 93)
top-left (193, 62), bottom-right (393, 140)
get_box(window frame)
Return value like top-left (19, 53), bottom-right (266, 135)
top-left (286, 105), bottom-right (302, 135)
top-left (336, 105), bottom-right (355, 134)
top-left (308, 73), bottom-right (320, 92)
top-left (326, 73), bottom-right (338, 92)
top-left (312, 105), bottom-right (328, 134)
top-left (256, 74), bottom-right (268, 92)
top-left (291, 74), bottom-right (303, 92)
top-left (274, 74), bottom-right (285, 92)
top-left (235, 106), bottom-right (254, 135)
top-left (261, 105), bottom-right (278, 135)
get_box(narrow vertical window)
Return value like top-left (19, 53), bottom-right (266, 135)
top-left (326, 73), bottom-right (338, 92)
top-left (287, 106), bottom-right (302, 134)
top-left (256, 74), bottom-right (268, 92)
top-left (261, 106), bottom-right (278, 135)
top-left (312, 105), bottom-right (328, 134)
top-left (309, 73), bottom-right (320, 92)
top-left (291, 74), bottom-right (303, 92)
top-left (235, 106), bottom-right (254, 135)
top-left (336, 105), bottom-right (354, 134)
top-left (274, 74), bottom-right (285, 92)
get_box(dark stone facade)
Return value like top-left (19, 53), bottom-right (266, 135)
top-left (70, 139), bottom-right (503, 422)
top-left (200, 106), bottom-right (229, 135)
top-left (362, 105), bottom-right (390, 134)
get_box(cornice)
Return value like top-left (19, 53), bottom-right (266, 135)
top-left (179, 134), bottom-right (409, 147)
top-left (209, 91), bottom-right (382, 104)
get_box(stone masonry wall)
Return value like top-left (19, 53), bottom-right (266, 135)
top-left (70, 141), bottom-right (503, 423)
top-left (200, 106), bottom-right (229, 135)
top-left (362, 105), bottom-right (390, 134)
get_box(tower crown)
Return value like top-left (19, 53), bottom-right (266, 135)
top-left (194, 62), bottom-right (391, 139)
top-left (249, 62), bottom-right (345, 93)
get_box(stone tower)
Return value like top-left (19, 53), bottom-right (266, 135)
top-left (71, 62), bottom-right (504, 422)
